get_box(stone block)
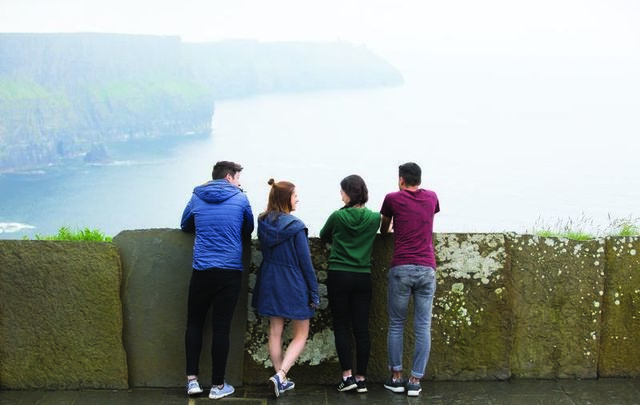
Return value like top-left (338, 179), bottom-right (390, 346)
top-left (508, 235), bottom-right (605, 378)
top-left (0, 240), bottom-right (128, 389)
top-left (114, 229), bottom-right (252, 388)
top-left (599, 237), bottom-right (640, 377)
top-left (430, 233), bottom-right (511, 380)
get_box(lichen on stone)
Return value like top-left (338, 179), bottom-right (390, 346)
top-left (436, 234), bottom-right (505, 285)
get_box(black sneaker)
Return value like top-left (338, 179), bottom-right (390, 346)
top-left (337, 376), bottom-right (357, 392)
top-left (356, 379), bottom-right (367, 393)
top-left (384, 377), bottom-right (406, 393)
top-left (406, 380), bottom-right (422, 396)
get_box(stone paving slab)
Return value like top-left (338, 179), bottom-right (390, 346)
top-left (1, 379), bottom-right (639, 404)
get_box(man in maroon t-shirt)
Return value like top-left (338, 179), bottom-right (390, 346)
top-left (380, 162), bottom-right (439, 397)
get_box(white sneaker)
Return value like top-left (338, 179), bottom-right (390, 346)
top-left (209, 382), bottom-right (235, 399)
top-left (186, 379), bottom-right (203, 395)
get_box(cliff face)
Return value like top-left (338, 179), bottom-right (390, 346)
top-left (0, 34), bottom-right (403, 171)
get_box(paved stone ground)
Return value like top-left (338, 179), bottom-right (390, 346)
top-left (1, 378), bottom-right (639, 404)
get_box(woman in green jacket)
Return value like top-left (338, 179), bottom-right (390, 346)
top-left (320, 174), bottom-right (381, 394)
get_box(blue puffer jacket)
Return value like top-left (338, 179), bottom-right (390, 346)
top-left (181, 179), bottom-right (254, 271)
top-left (251, 212), bottom-right (319, 320)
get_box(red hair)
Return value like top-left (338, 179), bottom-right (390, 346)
top-left (259, 178), bottom-right (295, 219)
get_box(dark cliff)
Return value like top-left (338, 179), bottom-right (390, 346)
top-left (0, 33), bottom-right (403, 171)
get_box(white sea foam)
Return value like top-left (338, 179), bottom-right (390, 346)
top-left (0, 222), bottom-right (36, 233)
top-left (86, 159), bottom-right (160, 167)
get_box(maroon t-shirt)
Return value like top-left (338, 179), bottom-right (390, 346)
top-left (380, 188), bottom-right (440, 268)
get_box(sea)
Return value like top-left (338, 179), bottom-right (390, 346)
top-left (1, 57), bottom-right (639, 239)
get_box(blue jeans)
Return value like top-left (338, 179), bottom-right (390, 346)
top-left (387, 265), bottom-right (436, 379)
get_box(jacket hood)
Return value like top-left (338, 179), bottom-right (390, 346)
top-left (336, 207), bottom-right (379, 234)
top-left (193, 179), bottom-right (241, 203)
top-left (258, 213), bottom-right (306, 247)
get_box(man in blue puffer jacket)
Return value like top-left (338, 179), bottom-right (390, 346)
top-left (180, 161), bottom-right (254, 400)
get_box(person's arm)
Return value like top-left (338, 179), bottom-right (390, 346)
top-left (294, 229), bottom-right (320, 308)
top-left (319, 212), bottom-right (335, 243)
top-left (242, 202), bottom-right (255, 237)
top-left (379, 194), bottom-right (394, 234)
top-left (180, 197), bottom-right (195, 232)
top-left (380, 214), bottom-right (392, 234)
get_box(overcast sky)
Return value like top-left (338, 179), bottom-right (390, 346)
top-left (2, 0), bottom-right (639, 62)
top-left (2, 0), bottom-right (639, 232)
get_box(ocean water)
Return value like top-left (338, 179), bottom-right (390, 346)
top-left (1, 61), bottom-right (639, 239)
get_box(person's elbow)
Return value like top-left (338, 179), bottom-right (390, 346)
top-left (181, 216), bottom-right (195, 233)
top-left (319, 232), bottom-right (331, 244)
top-left (380, 216), bottom-right (392, 234)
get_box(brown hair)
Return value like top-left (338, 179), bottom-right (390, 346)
top-left (259, 178), bottom-right (295, 219)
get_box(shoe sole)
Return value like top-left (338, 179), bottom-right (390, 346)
top-left (269, 377), bottom-right (280, 398)
top-left (357, 388), bottom-right (368, 393)
top-left (384, 385), bottom-right (405, 393)
top-left (407, 389), bottom-right (422, 397)
top-left (337, 383), bottom-right (357, 392)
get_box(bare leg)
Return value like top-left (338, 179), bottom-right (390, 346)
top-left (268, 317), bottom-right (285, 373)
top-left (279, 319), bottom-right (309, 377)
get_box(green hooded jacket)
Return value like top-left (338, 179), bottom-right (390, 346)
top-left (319, 207), bottom-right (381, 273)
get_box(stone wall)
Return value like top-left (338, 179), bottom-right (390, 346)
top-left (0, 241), bottom-right (128, 390)
top-left (242, 233), bottom-right (640, 384)
top-left (1, 232), bottom-right (638, 390)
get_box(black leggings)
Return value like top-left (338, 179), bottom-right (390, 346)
top-left (185, 269), bottom-right (241, 385)
top-left (327, 270), bottom-right (372, 377)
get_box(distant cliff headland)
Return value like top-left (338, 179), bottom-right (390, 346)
top-left (0, 33), bottom-right (403, 171)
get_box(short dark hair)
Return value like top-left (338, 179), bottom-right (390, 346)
top-left (340, 174), bottom-right (369, 208)
top-left (212, 161), bottom-right (243, 180)
top-left (399, 162), bottom-right (421, 186)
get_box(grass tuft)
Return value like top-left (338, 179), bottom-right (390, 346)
top-left (604, 215), bottom-right (640, 237)
top-left (32, 226), bottom-right (112, 242)
top-left (528, 214), bottom-right (640, 240)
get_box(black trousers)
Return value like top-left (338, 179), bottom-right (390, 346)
top-left (327, 270), bottom-right (372, 377)
top-left (185, 268), bottom-right (242, 385)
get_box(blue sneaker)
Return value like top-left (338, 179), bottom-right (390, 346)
top-left (269, 374), bottom-right (282, 398)
top-left (186, 379), bottom-right (203, 395)
top-left (279, 378), bottom-right (295, 393)
top-left (209, 382), bottom-right (235, 399)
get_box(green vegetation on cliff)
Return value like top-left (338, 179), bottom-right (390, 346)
top-left (0, 33), bottom-right (403, 171)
